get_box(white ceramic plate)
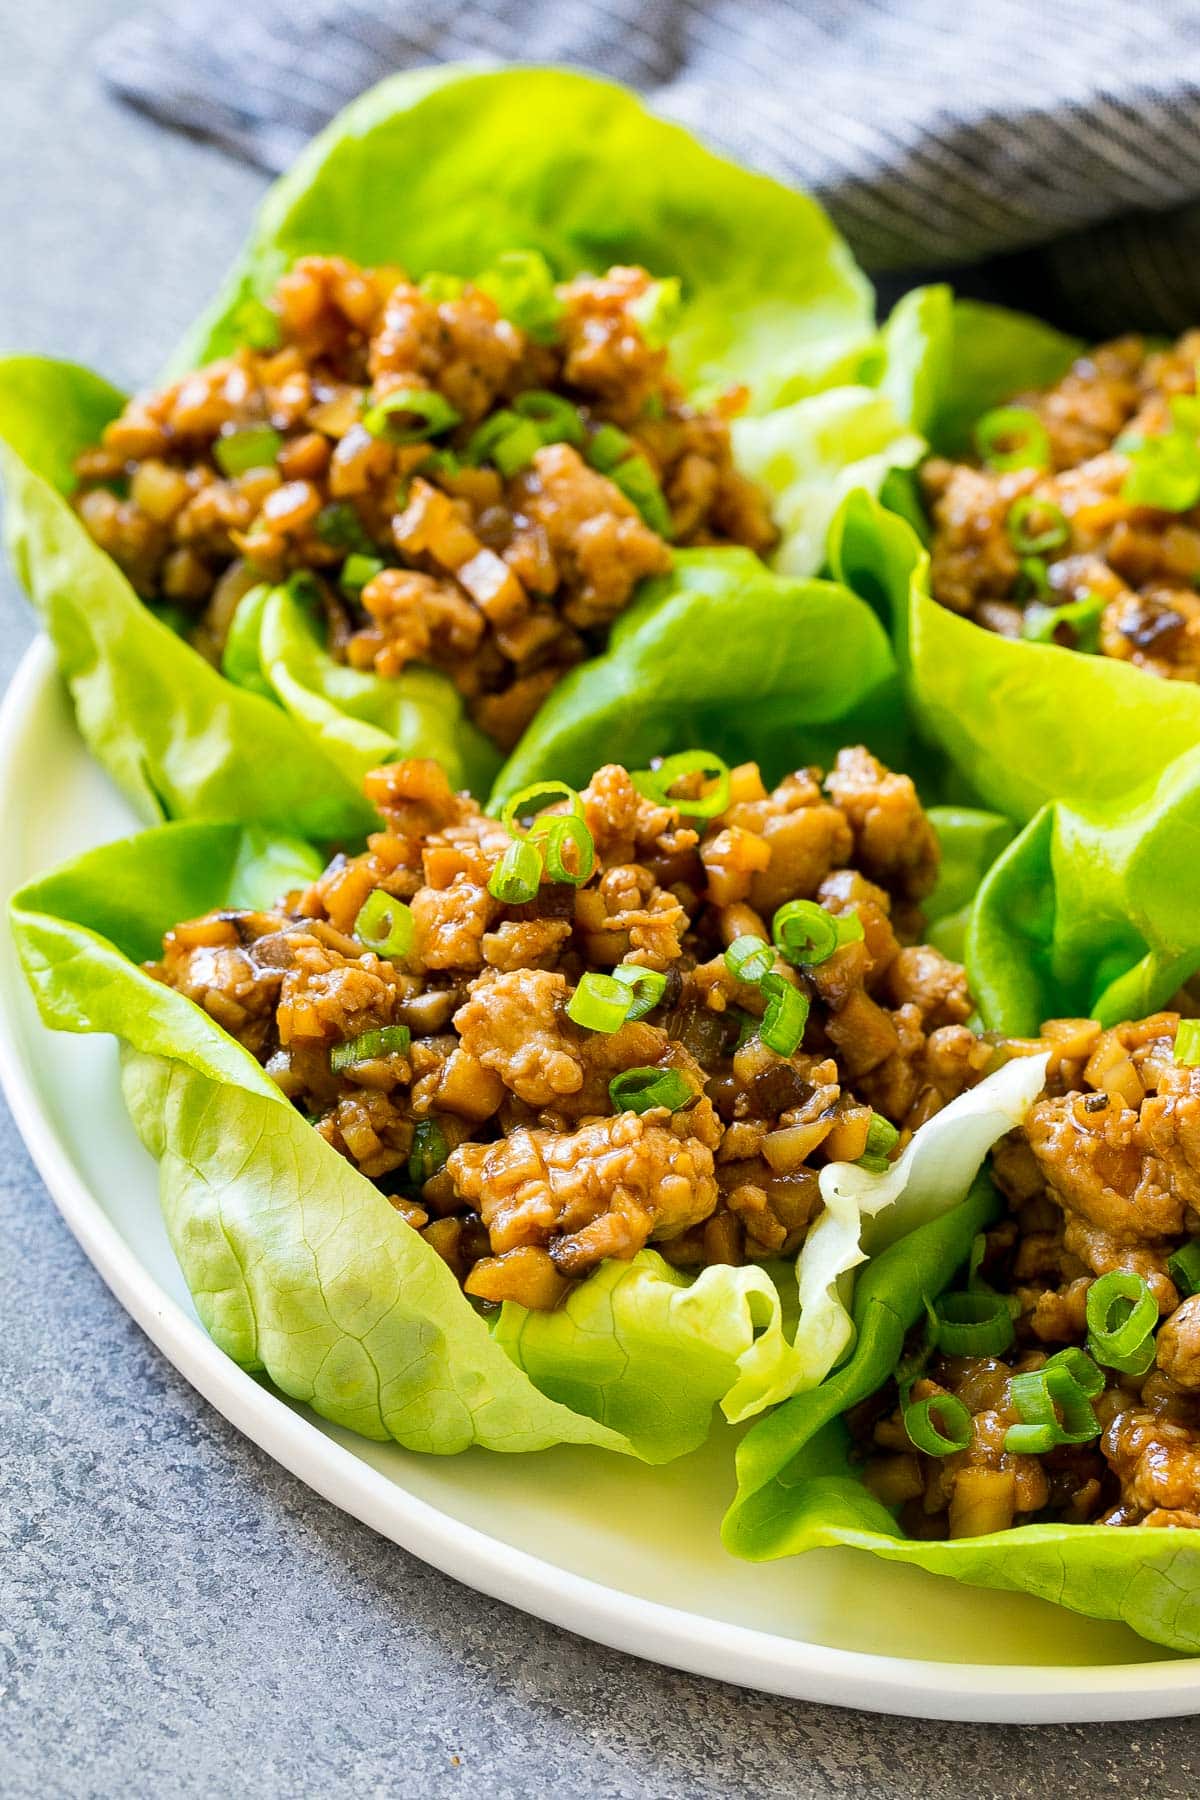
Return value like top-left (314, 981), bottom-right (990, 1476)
top-left (4, 638), bottom-right (1200, 1722)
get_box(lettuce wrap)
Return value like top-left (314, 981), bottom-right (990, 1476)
top-left (828, 488), bottom-right (1200, 1034)
top-left (9, 574), bottom-right (1043, 1463)
top-left (723, 1173), bottom-right (1200, 1654)
top-left (0, 64), bottom-right (926, 835)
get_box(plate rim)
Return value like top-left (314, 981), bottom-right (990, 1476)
top-left (4, 635), bottom-right (1200, 1723)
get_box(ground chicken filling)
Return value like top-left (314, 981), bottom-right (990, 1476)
top-left (854, 1013), bottom-right (1200, 1534)
top-left (73, 255), bottom-right (777, 748)
top-left (148, 747), bottom-right (977, 1313)
top-left (923, 331), bottom-right (1200, 678)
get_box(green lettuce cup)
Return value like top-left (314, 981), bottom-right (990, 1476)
top-left (0, 64), bottom-right (927, 838)
top-left (722, 1173), bottom-right (1200, 1655)
top-left (9, 579), bottom-right (1040, 1463)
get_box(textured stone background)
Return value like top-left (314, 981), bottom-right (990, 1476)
top-left (2, 5), bottom-right (1199, 1794)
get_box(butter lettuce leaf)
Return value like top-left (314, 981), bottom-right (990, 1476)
top-left (0, 356), bottom-right (375, 840)
top-left (491, 548), bottom-right (906, 804)
top-left (1, 65), bottom-right (929, 829)
top-left (10, 789), bottom-right (1023, 1461)
top-left (723, 1175), bottom-right (1200, 1654)
top-left (828, 487), bottom-right (1200, 1030)
top-left (3, 825), bottom-right (829, 1460)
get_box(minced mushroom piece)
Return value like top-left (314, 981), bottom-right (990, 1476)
top-left (75, 254), bottom-right (777, 749)
top-left (148, 748), bottom-right (973, 1310)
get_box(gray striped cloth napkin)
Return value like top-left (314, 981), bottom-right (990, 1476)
top-left (98, 0), bottom-right (1200, 335)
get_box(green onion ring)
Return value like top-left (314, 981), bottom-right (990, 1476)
top-left (353, 889), bottom-right (415, 959)
top-left (771, 899), bottom-right (840, 967)
top-left (929, 1290), bottom-right (1015, 1357)
top-left (1006, 495), bottom-right (1070, 556)
top-left (1175, 1019), bottom-right (1200, 1066)
top-left (530, 814), bottom-right (595, 885)
top-left (1085, 1270), bottom-right (1158, 1369)
top-left (758, 973), bottom-right (809, 1058)
top-left (330, 1024), bottom-right (411, 1073)
top-left (362, 386), bottom-right (461, 443)
top-left (501, 780), bottom-right (585, 835)
top-left (724, 935), bottom-right (775, 985)
top-left (488, 840), bottom-right (543, 905)
top-left (975, 405), bottom-right (1051, 472)
top-left (512, 389), bottom-right (585, 446)
top-left (408, 1118), bottom-right (449, 1187)
top-left (608, 1066), bottom-right (693, 1115)
top-left (631, 750), bottom-right (731, 819)
top-left (904, 1393), bottom-right (972, 1456)
top-left (567, 972), bottom-right (634, 1034)
top-left (609, 964), bottom-right (669, 1021)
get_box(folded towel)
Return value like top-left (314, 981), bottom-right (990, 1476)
top-left (97, 0), bottom-right (1200, 333)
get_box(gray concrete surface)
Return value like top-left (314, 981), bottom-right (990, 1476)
top-left (2, 5), bottom-right (1198, 1795)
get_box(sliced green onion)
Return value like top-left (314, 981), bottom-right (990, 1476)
top-left (724, 935), bottom-right (775, 986)
top-left (1003, 1423), bottom-right (1059, 1456)
top-left (1086, 1270), bottom-right (1158, 1372)
top-left (341, 553), bottom-right (384, 596)
top-left (532, 814), bottom-right (595, 885)
top-left (512, 389), bottom-right (584, 446)
top-left (476, 250), bottom-right (563, 345)
top-left (232, 296), bottom-right (282, 351)
top-left (362, 386), bottom-right (461, 443)
top-left (772, 899), bottom-right (840, 967)
top-left (353, 889), bottom-right (415, 959)
top-left (330, 1024), bottom-right (411, 1073)
top-left (567, 972), bottom-right (633, 1034)
top-left (488, 839), bottom-right (543, 904)
top-left (1175, 1019), bottom-right (1200, 1066)
top-left (422, 447), bottom-right (463, 480)
top-left (1006, 496), bottom-right (1069, 556)
top-left (609, 452), bottom-right (673, 537)
top-left (1044, 1345), bottom-right (1105, 1398)
top-left (608, 1066), bottom-right (693, 1115)
top-left (975, 406), bottom-right (1050, 472)
top-left (758, 973), bottom-right (809, 1058)
top-left (904, 1393), bottom-right (972, 1456)
top-left (492, 424), bottom-right (543, 479)
top-left (628, 276), bottom-right (683, 346)
top-left (214, 425), bottom-right (283, 477)
top-left (1168, 1239), bottom-right (1200, 1298)
top-left (1021, 591), bottom-right (1106, 652)
top-left (610, 963), bottom-right (668, 1020)
top-left (315, 500), bottom-right (375, 553)
top-left (587, 423), bottom-right (634, 471)
top-left (631, 750), bottom-right (731, 819)
top-left (1017, 555), bottom-right (1052, 600)
top-left (863, 1112), bottom-right (901, 1161)
top-left (501, 780), bottom-right (584, 834)
top-left (929, 1290), bottom-right (1015, 1357)
top-left (408, 1118), bottom-right (448, 1186)
top-left (1008, 1362), bottom-right (1100, 1446)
